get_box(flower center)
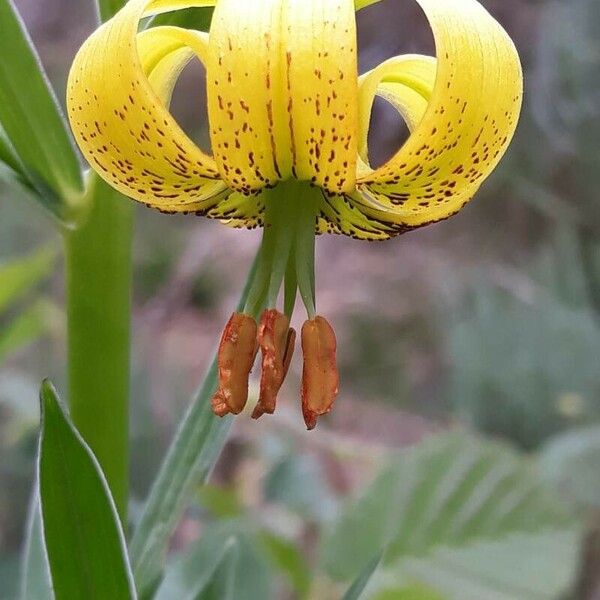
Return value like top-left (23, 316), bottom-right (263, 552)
top-left (210, 180), bottom-right (339, 429)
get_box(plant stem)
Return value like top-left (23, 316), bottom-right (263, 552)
top-left (63, 175), bottom-right (133, 519)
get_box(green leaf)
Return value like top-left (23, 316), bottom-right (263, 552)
top-left (540, 426), bottom-right (600, 508)
top-left (260, 533), bottom-right (311, 599)
top-left (38, 381), bottom-right (136, 600)
top-left (155, 534), bottom-right (239, 600)
top-left (0, 0), bottom-right (84, 222)
top-left (129, 254), bottom-right (261, 598)
top-left (129, 363), bottom-right (233, 596)
top-left (157, 521), bottom-right (270, 600)
top-left (0, 300), bottom-right (57, 363)
top-left (0, 159), bottom-right (38, 203)
top-left (0, 245), bottom-right (57, 315)
top-left (0, 122), bottom-right (25, 176)
top-left (387, 530), bottom-right (579, 600)
top-left (321, 433), bottom-right (579, 598)
top-left (20, 492), bottom-right (52, 600)
top-left (342, 553), bottom-right (382, 600)
top-left (148, 6), bottom-right (213, 30)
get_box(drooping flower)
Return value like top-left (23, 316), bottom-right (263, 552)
top-left (67, 0), bottom-right (522, 429)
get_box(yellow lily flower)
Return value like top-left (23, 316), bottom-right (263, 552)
top-left (67, 0), bottom-right (522, 428)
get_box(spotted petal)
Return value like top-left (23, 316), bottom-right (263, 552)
top-left (317, 55), bottom-right (436, 240)
top-left (206, 0), bottom-right (359, 196)
top-left (348, 0), bottom-right (523, 233)
top-left (67, 0), bottom-right (229, 215)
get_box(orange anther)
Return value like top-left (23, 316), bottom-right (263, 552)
top-left (211, 312), bottom-right (258, 417)
top-left (301, 316), bottom-right (339, 430)
top-left (253, 309), bottom-right (296, 419)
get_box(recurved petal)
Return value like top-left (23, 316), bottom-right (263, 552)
top-left (354, 0), bottom-right (523, 229)
top-left (67, 0), bottom-right (229, 214)
top-left (206, 0), bottom-right (358, 196)
top-left (357, 54), bottom-right (436, 168)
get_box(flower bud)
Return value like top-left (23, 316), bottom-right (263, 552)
top-left (211, 312), bottom-right (258, 417)
top-left (252, 309), bottom-right (296, 419)
top-left (301, 316), bottom-right (339, 430)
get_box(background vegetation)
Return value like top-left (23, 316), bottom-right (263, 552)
top-left (1, 0), bottom-right (600, 598)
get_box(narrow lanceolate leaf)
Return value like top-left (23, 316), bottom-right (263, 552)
top-left (38, 381), bottom-right (136, 600)
top-left (0, 0), bottom-right (84, 221)
top-left (342, 553), bottom-right (383, 600)
top-left (130, 254), bottom-right (260, 598)
top-left (129, 360), bottom-right (233, 595)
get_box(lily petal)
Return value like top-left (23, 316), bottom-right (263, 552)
top-left (207, 0), bottom-right (358, 195)
top-left (352, 0), bottom-right (522, 231)
top-left (67, 0), bottom-right (228, 215)
top-left (317, 56), bottom-right (436, 240)
top-left (357, 54), bottom-right (437, 169)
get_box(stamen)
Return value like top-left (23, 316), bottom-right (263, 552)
top-left (211, 312), bottom-right (258, 417)
top-left (253, 309), bottom-right (296, 419)
top-left (301, 316), bottom-right (339, 430)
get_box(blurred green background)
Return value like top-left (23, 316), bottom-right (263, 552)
top-left (2, 0), bottom-right (600, 598)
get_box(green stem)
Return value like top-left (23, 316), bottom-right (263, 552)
top-left (63, 174), bottom-right (133, 520)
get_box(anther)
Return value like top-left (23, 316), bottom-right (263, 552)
top-left (252, 309), bottom-right (296, 419)
top-left (301, 316), bottom-right (339, 430)
top-left (211, 312), bottom-right (258, 417)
